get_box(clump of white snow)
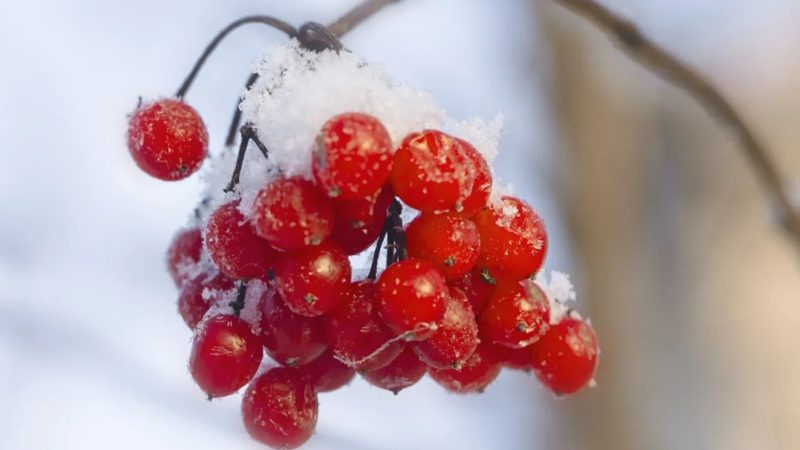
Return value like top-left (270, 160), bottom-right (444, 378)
top-left (534, 270), bottom-right (577, 324)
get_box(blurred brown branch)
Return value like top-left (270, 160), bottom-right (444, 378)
top-left (550, 0), bottom-right (800, 254)
top-left (328, 0), bottom-right (400, 37)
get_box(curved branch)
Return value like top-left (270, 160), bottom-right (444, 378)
top-left (327, 0), bottom-right (400, 37)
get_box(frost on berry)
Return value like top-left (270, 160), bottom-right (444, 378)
top-left (534, 269), bottom-right (577, 324)
top-left (453, 138), bottom-right (493, 218)
top-left (479, 279), bottom-right (550, 349)
top-left (448, 271), bottom-right (496, 316)
top-left (205, 201), bottom-right (278, 279)
top-left (259, 286), bottom-right (328, 367)
top-left (296, 349), bottom-right (356, 393)
top-left (362, 345), bottom-right (427, 394)
top-left (530, 316), bottom-right (599, 395)
top-left (428, 342), bottom-right (502, 394)
top-left (127, 98), bottom-right (208, 181)
top-left (376, 259), bottom-right (448, 339)
top-left (177, 271), bottom-right (235, 329)
top-left (167, 227), bottom-right (204, 287)
top-left (331, 187), bottom-right (393, 255)
top-left (405, 213), bottom-right (481, 280)
top-left (413, 288), bottom-right (479, 370)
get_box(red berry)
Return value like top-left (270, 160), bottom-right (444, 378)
top-left (253, 177), bottom-right (334, 252)
top-left (313, 113), bottom-right (394, 200)
top-left (376, 259), bottom-right (448, 339)
top-left (448, 270), bottom-right (496, 315)
top-left (472, 196), bottom-right (547, 281)
top-left (242, 366), bottom-right (318, 449)
top-left (530, 316), bottom-right (599, 395)
top-left (413, 288), bottom-right (479, 369)
top-left (274, 241), bottom-right (351, 317)
top-left (296, 349), bottom-right (356, 393)
top-left (405, 213), bottom-right (480, 280)
top-left (127, 99), bottom-right (208, 181)
top-left (178, 271), bottom-right (235, 329)
top-left (362, 345), bottom-right (427, 394)
top-left (205, 201), bottom-right (278, 279)
top-left (479, 280), bottom-right (549, 349)
top-left (428, 342), bottom-right (501, 394)
top-left (495, 345), bottom-right (533, 371)
top-left (326, 281), bottom-right (404, 371)
top-left (455, 139), bottom-right (492, 218)
top-left (390, 130), bottom-right (476, 213)
top-left (259, 287), bottom-right (328, 367)
top-left (189, 315), bottom-right (263, 398)
top-left (166, 227), bottom-right (203, 287)
top-left (331, 187), bottom-right (393, 255)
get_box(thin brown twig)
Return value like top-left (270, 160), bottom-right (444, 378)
top-left (549, 0), bottom-right (800, 253)
top-left (327, 0), bottom-right (400, 36)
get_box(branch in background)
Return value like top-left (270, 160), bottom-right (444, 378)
top-left (549, 0), bottom-right (800, 254)
top-left (327, 0), bottom-right (400, 37)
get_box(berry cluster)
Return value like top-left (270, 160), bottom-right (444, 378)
top-left (133, 101), bottom-right (599, 448)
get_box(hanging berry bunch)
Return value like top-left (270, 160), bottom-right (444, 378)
top-left (127, 7), bottom-right (599, 449)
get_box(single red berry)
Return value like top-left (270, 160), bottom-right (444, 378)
top-left (242, 366), bottom-right (318, 449)
top-left (390, 130), bottom-right (476, 213)
top-left (259, 286), bottom-right (328, 367)
top-left (413, 287), bottom-right (479, 369)
top-left (253, 177), bottom-right (334, 252)
top-left (376, 259), bottom-right (448, 339)
top-left (166, 227), bottom-right (203, 287)
top-left (428, 342), bottom-right (502, 394)
top-left (189, 315), bottom-right (263, 398)
top-left (454, 139), bottom-right (492, 218)
top-left (178, 271), bottom-right (235, 329)
top-left (472, 196), bottom-right (547, 282)
top-left (405, 213), bottom-right (480, 280)
top-left (331, 187), bottom-right (393, 255)
top-left (205, 201), bottom-right (278, 279)
top-left (127, 98), bottom-right (208, 181)
top-left (296, 349), bottom-right (356, 393)
top-left (448, 270), bottom-right (496, 315)
top-left (495, 344), bottom-right (534, 371)
top-left (313, 112), bottom-right (394, 200)
top-left (326, 281), bottom-right (404, 372)
top-left (479, 280), bottom-right (549, 349)
top-left (530, 316), bottom-right (599, 395)
top-left (362, 345), bottom-right (427, 394)
top-left (274, 241), bottom-right (351, 317)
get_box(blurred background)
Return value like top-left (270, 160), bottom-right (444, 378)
top-left (1, 0), bottom-right (799, 449)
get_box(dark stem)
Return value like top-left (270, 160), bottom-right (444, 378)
top-left (386, 227), bottom-right (395, 268)
top-left (224, 73), bottom-right (260, 147)
top-left (175, 16), bottom-right (297, 99)
top-left (224, 125), bottom-right (270, 192)
top-left (388, 199), bottom-right (407, 262)
top-left (368, 218), bottom-right (391, 280)
top-left (327, 0), bottom-right (401, 37)
top-left (230, 281), bottom-right (248, 317)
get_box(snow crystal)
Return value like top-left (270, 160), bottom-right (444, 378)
top-left (534, 270), bottom-right (577, 324)
top-left (445, 114), bottom-right (504, 163)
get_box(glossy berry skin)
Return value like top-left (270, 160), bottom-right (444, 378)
top-left (274, 241), bottom-right (351, 317)
top-left (530, 317), bottom-right (599, 395)
top-left (377, 259), bottom-right (448, 339)
top-left (448, 270), bottom-right (496, 316)
top-left (253, 177), bottom-right (334, 252)
top-left (296, 349), bottom-right (356, 393)
top-left (127, 99), bottom-right (208, 181)
top-left (413, 288), bottom-right (479, 369)
top-left (242, 366), bottom-right (318, 450)
top-left (189, 315), bottom-right (263, 398)
top-left (313, 113), bottom-right (394, 200)
top-left (178, 272), bottom-right (235, 329)
top-left (259, 287), bottom-right (328, 367)
top-left (472, 196), bottom-right (548, 282)
top-left (167, 227), bottom-right (203, 287)
top-left (428, 342), bottom-right (502, 394)
top-left (331, 187), bottom-right (393, 255)
top-left (326, 281), bottom-right (404, 372)
top-left (405, 213), bottom-right (480, 280)
top-left (362, 345), bottom-right (427, 394)
top-left (454, 139), bottom-right (492, 218)
top-left (479, 280), bottom-right (549, 349)
top-left (496, 345), bottom-right (534, 371)
top-left (205, 202), bottom-right (278, 279)
top-left (390, 130), bottom-right (475, 214)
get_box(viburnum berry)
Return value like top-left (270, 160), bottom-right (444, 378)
top-left (273, 241), bottom-right (351, 317)
top-left (428, 342), bottom-right (502, 394)
top-left (189, 315), bottom-right (263, 398)
top-left (362, 345), bottom-right (427, 394)
top-left (313, 112), bottom-right (394, 200)
top-left (495, 345), bottom-right (533, 371)
top-left (454, 138), bottom-right (492, 218)
top-left (259, 286), bottom-right (328, 367)
top-left (166, 227), bottom-right (203, 287)
top-left (479, 280), bottom-right (549, 349)
top-left (127, 99), bottom-right (208, 181)
top-left (405, 213), bottom-right (480, 280)
top-left (242, 366), bottom-right (318, 450)
top-left (296, 349), bottom-right (356, 393)
top-left (376, 259), bottom-right (448, 339)
top-left (326, 280), bottom-right (404, 372)
top-left (331, 187), bottom-right (393, 255)
top-left (448, 270), bottom-right (496, 315)
top-left (177, 271), bottom-right (235, 329)
top-left (205, 201), bottom-right (278, 279)
top-left (253, 177), bottom-right (334, 252)
top-left (472, 195), bottom-right (547, 282)
top-left (530, 316), bottom-right (599, 395)
top-left (413, 288), bottom-right (479, 369)
top-left (390, 130), bottom-right (476, 214)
